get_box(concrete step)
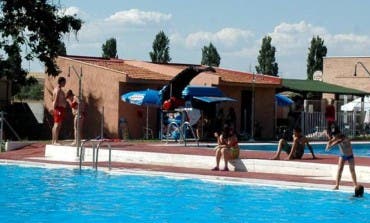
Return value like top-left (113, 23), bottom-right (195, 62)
top-left (45, 144), bottom-right (370, 184)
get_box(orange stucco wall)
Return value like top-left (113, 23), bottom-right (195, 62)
top-left (44, 57), bottom-right (127, 139)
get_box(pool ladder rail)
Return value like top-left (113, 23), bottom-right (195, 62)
top-left (164, 121), bottom-right (199, 147)
top-left (78, 139), bottom-right (112, 171)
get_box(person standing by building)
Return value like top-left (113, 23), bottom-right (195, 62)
top-left (325, 99), bottom-right (336, 138)
top-left (52, 77), bottom-right (67, 145)
top-left (66, 90), bottom-right (86, 146)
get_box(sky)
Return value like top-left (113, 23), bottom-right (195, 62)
top-left (27, 0), bottom-right (370, 79)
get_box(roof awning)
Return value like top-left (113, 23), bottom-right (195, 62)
top-left (280, 79), bottom-right (368, 96)
top-left (182, 86), bottom-right (236, 103)
top-left (193, 96), bottom-right (237, 103)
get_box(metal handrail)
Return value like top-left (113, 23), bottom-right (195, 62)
top-left (180, 121), bottom-right (199, 147)
top-left (78, 139), bottom-right (112, 171)
top-left (94, 140), bottom-right (112, 170)
top-left (77, 139), bottom-right (94, 170)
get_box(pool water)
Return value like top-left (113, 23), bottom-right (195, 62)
top-left (241, 143), bottom-right (370, 157)
top-left (0, 164), bottom-right (369, 223)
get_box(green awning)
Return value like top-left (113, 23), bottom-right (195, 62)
top-left (280, 79), bottom-right (368, 96)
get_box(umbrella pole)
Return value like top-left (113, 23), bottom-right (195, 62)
top-left (146, 106), bottom-right (149, 140)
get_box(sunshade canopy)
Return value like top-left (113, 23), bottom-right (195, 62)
top-left (182, 86), bottom-right (236, 103)
top-left (341, 96), bottom-right (370, 111)
top-left (275, 94), bottom-right (293, 107)
top-left (121, 89), bottom-right (161, 107)
top-left (280, 79), bottom-right (367, 96)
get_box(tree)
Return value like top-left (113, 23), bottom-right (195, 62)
top-left (307, 36), bottom-right (327, 80)
top-left (102, 38), bottom-right (118, 58)
top-left (0, 0), bottom-right (82, 77)
top-left (255, 36), bottom-right (279, 76)
top-left (0, 42), bottom-right (29, 96)
top-left (149, 31), bottom-right (171, 63)
top-left (201, 42), bottom-right (221, 67)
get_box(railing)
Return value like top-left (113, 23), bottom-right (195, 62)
top-left (301, 111), bottom-right (363, 140)
top-left (79, 139), bottom-right (112, 171)
top-left (163, 121), bottom-right (199, 146)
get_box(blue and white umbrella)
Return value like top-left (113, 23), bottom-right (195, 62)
top-left (275, 94), bottom-right (294, 107)
top-left (121, 89), bottom-right (161, 139)
top-left (121, 89), bottom-right (161, 107)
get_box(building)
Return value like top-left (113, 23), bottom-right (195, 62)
top-left (44, 56), bottom-right (281, 140)
top-left (323, 57), bottom-right (370, 95)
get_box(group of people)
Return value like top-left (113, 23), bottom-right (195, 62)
top-left (211, 121), bottom-right (363, 194)
top-left (52, 77), bottom-right (85, 145)
top-left (271, 125), bottom-right (361, 191)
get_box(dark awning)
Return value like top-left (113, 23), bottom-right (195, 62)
top-left (280, 79), bottom-right (368, 96)
top-left (193, 96), bottom-right (236, 103)
top-left (160, 66), bottom-right (215, 102)
top-left (182, 86), bottom-right (236, 103)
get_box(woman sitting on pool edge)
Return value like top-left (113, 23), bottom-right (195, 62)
top-left (212, 125), bottom-right (240, 171)
top-left (271, 127), bottom-right (316, 160)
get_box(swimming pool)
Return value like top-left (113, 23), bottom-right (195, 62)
top-left (241, 142), bottom-right (370, 157)
top-left (0, 164), bottom-right (368, 223)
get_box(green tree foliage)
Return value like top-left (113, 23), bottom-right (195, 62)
top-left (56, 41), bottom-right (67, 56)
top-left (0, 0), bottom-right (82, 77)
top-left (102, 38), bottom-right (118, 58)
top-left (0, 42), bottom-right (28, 95)
top-left (149, 31), bottom-right (171, 63)
top-left (201, 42), bottom-right (221, 67)
top-left (306, 36), bottom-right (327, 80)
top-left (255, 36), bottom-right (279, 76)
top-left (15, 83), bottom-right (44, 101)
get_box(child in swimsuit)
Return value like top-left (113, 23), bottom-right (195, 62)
top-left (271, 127), bottom-right (316, 160)
top-left (326, 127), bottom-right (358, 190)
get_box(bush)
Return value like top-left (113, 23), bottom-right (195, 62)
top-left (15, 84), bottom-right (43, 101)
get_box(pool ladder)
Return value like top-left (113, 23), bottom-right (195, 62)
top-left (78, 139), bottom-right (112, 171)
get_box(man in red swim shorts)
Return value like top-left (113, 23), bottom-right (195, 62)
top-left (52, 77), bottom-right (67, 145)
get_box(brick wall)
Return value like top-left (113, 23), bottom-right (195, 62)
top-left (323, 57), bottom-right (370, 93)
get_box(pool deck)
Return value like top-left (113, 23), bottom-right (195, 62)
top-left (1, 141), bottom-right (369, 192)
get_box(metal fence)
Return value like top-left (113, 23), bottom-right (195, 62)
top-left (301, 111), bottom-right (363, 140)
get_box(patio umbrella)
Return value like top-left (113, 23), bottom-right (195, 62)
top-left (121, 89), bottom-right (161, 139)
top-left (341, 96), bottom-right (370, 111)
top-left (275, 94), bottom-right (294, 107)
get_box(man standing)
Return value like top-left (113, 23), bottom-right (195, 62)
top-left (325, 99), bottom-right (336, 138)
top-left (52, 77), bottom-right (67, 145)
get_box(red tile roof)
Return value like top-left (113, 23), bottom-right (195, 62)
top-left (66, 56), bottom-right (173, 81)
top-left (63, 55), bottom-right (281, 86)
top-left (214, 67), bottom-right (281, 85)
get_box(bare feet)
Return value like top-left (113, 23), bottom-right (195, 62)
top-left (211, 167), bottom-right (219, 171)
top-left (53, 142), bottom-right (61, 146)
top-left (271, 156), bottom-right (280, 160)
top-left (222, 167), bottom-right (229, 171)
top-left (333, 185), bottom-right (339, 190)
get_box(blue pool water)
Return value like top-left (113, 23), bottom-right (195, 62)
top-left (0, 164), bottom-right (369, 223)
top-left (241, 143), bottom-right (370, 157)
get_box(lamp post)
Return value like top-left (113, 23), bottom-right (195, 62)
top-left (353, 61), bottom-right (370, 136)
top-left (354, 61), bottom-right (370, 76)
top-left (68, 65), bottom-right (83, 156)
top-left (249, 72), bottom-right (256, 142)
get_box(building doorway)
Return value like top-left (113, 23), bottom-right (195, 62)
top-left (241, 90), bottom-right (252, 135)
